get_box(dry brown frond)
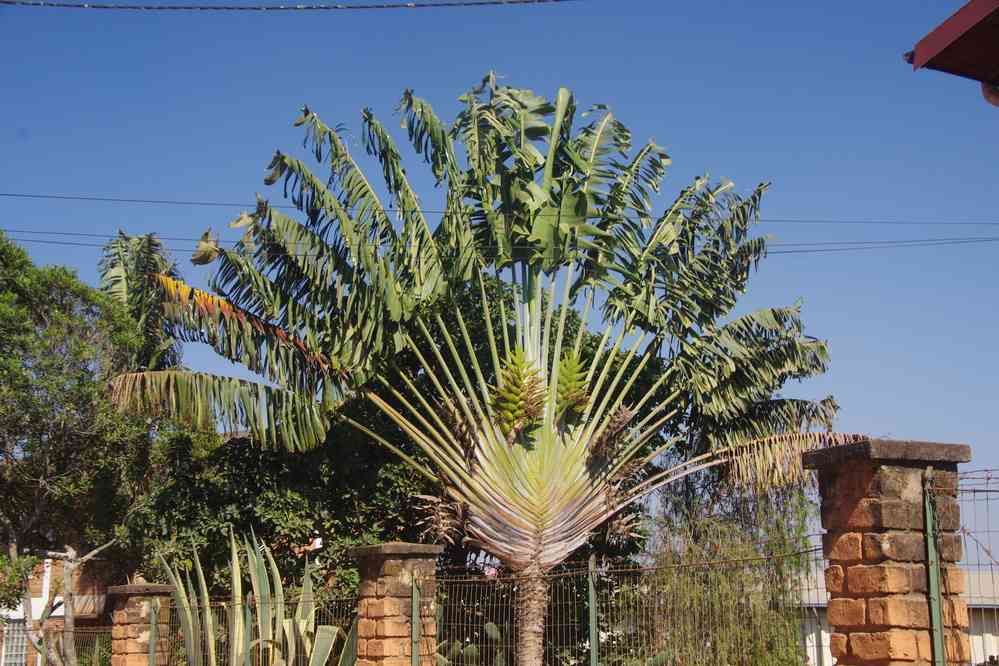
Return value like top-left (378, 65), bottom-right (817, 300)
top-left (591, 403), bottom-right (635, 461)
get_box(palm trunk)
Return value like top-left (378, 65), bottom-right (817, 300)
top-left (515, 567), bottom-right (547, 666)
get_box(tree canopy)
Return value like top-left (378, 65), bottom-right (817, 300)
top-left (0, 233), bottom-right (152, 559)
top-left (0, 232), bottom-right (171, 656)
top-left (106, 77), bottom-right (846, 665)
top-left (112, 74), bottom-right (837, 459)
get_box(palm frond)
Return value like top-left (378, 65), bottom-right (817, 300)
top-left (362, 108), bottom-right (443, 297)
top-left (99, 232), bottom-right (182, 370)
top-left (110, 369), bottom-right (334, 451)
top-left (290, 107), bottom-right (396, 247)
top-left (398, 90), bottom-right (461, 186)
top-left (157, 275), bottom-right (340, 396)
top-left (717, 431), bottom-right (866, 490)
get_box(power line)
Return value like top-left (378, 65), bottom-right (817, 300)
top-left (768, 238), bottom-right (999, 255)
top-left (3, 191), bottom-right (999, 227)
top-left (3, 228), bottom-right (225, 243)
top-left (6, 227), bottom-right (999, 248)
top-left (0, 192), bottom-right (276, 208)
top-left (7, 233), bottom-right (999, 257)
top-left (0, 0), bottom-right (576, 10)
top-left (761, 218), bottom-right (999, 226)
top-left (767, 235), bottom-right (999, 248)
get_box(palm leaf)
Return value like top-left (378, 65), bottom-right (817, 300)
top-left (110, 370), bottom-right (333, 451)
top-left (99, 232), bottom-right (182, 370)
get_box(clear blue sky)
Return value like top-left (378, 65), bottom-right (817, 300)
top-left (1, 1), bottom-right (996, 464)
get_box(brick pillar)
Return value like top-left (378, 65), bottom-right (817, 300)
top-left (351, 543), bottom-right (443, 666)
top-left (107, 584), bottom-right (173, 666)
top-left (804, 439), bottom-right (971, 666)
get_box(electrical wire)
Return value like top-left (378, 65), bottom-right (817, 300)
top-left (6, 233), bottom-right (999, 257)
top-left (3, 191), bottom-right (998, 227)
top-left (768, 235), bottom-right (999, 248)
top-left (768, 237), bottom-right (999, 255)
top-left (0, 0), bottom-right (577, 10)
top-left (5, 227), bottom-right (999, 248)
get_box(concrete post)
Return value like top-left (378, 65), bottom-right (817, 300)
top-left (107, 584), bottom-right (173, 666)
top-left (350, 543), bottom-right (443, 666)
top-left (804, 439), bottom-right (971, 666)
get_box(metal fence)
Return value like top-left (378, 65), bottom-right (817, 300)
top-left (1, 621), bottom-right (29, 666)
top-left (29, 468), bottom-right (999, 666)
top-left (952, 469), bottom-right (999, 666)
top-left (154, 547), bottom-right (830, 666)
top-left (433, 548), bottom-right (831, 666)
top-left (18, 627), bottom-right (112, 666)
top-left (71, 629), bottom-right (113, 666)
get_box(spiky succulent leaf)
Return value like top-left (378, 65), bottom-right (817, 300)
top-left (162, 536), bottom-right (346, 666)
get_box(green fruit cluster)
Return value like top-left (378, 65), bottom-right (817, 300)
top-left (490, 348), bottom-right (545, 440)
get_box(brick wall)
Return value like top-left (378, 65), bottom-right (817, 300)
top-left (351, 542), bottom-right (443, 666)
top-left (805, 439), bottom-right (971, 666)
top-left (107, 585), bottom-right (173, 666)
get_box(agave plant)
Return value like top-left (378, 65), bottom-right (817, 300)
top-left (159, 532), bottom-right (355, 666)
top-left (111, 75), bottom-right (852, 665)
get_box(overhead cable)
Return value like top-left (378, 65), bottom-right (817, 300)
top-left (0, 0), bottom-right (577, 11)
top-left (2, 192), bottom-right (998, 227)
top-left (7, 234), bottom-right (999, 257)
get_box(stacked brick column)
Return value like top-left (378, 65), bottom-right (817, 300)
top-left (351, 543), bottom-right (443, 666)
top-left (108, 584), bottom-right (173, 666)
top-left (804, 439), bottom-right (971, 666)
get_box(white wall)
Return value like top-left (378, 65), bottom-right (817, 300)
top-left (970, 607), bottom-right (999, 665)
top-left (801, 607), bottom-right (833, 666)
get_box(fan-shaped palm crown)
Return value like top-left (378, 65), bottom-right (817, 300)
top-left (111, 75), bottom-right (851, 666)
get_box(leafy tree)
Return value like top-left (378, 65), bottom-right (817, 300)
top-left (606, 495), bottom-right (815, 666)
top-left (110, 76), bottom-right (850, 665)
top-left (0, 233), bottom-right (163, 665)
top-left (0, 552), bottom-right (37, 612)
top-left (121, 426), bottom-right (428, 597)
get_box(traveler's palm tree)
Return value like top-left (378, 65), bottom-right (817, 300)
top-left (111, 75), bottom-right (852, 665)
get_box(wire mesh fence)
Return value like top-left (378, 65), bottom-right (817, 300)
top-left (21, 627), bottom-right (112, 666)
top-left (433, 547), bottom-right (831, 666)
top-left (29, 466), bottom-right (999, 666)
top-left (73, 629), bottom-right (113, 666)
top-left (2, 620), bottom-right (30, 666)
top-left (953, 469), bottom-right (999, 666)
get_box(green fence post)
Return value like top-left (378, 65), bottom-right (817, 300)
top-left (411, 577), bottom-right (421, 666)
top-left (588, 555), bottom-right (598, 666)
top-left (147, 599), bottom-right (160, 666)
top-left (341, 619), bottom-right (358, 666)
top-left (924, 467), bottom-right (946, 666)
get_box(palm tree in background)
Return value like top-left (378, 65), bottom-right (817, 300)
top-left (110, 75), bottom-right (852, 665)
top-left (100, 231), bottom-right (182, 371)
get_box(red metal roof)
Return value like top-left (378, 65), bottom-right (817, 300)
top-left (907, 0), bottom-right (999, 84)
